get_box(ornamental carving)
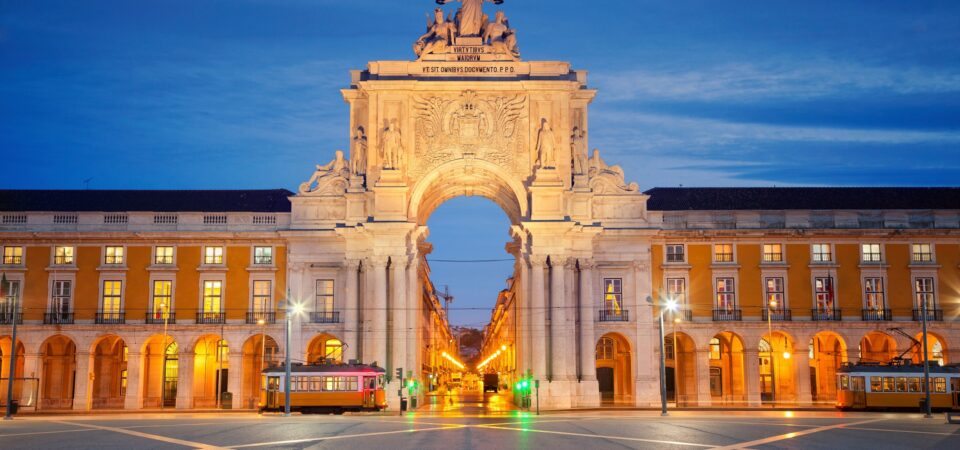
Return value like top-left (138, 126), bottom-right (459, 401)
top-left (411, 90), bottom-right (527, 178)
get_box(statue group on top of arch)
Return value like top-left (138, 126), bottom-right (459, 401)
top-left (414, 0), bottom-right (519, 60)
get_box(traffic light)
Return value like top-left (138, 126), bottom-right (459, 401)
top-left (395, 367), bottom-right (403, 381)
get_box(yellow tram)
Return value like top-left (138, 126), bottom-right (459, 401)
top-left (836, 362), bottom-right (960, 410)
top-left (260, 362), bottom-right (388, 413)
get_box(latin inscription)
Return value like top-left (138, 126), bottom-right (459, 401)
top-left (421, 65), bottom-right (517, 74)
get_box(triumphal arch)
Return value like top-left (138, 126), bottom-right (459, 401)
top-left (287, 1), bottom-right (658, 408)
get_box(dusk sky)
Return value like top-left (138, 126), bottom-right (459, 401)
top-left (2, 0), bottom-right (958, 326)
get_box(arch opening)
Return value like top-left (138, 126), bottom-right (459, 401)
top-left (759, 331), bottom-right (796, 403)
top-left (40, 335), bottom-right (76, 410)
top-left (809, 331), bottom-right (848, 402)
top-left (858, 331), bottom-right (897, 364)
top-left (664, 331), bottom-right (697, 406)
top-left (710, 331), bottom-right (746, 404)
top-left (0, 336), bottom-right (25, 408)
top-left (242, 334), bottom-right (280, 408)
top-left (91, 335), bottom-right (126, 409)
top-left (193, 335), bottom-right (229, 408)
top-left (596, 333), bottom-right (633, 404)
top-left (409, 159), bottom-right (527, 225)
top-left (141, 335), bottom-right (177, 408)
top-left (306, 333), bottom-right (343, 365)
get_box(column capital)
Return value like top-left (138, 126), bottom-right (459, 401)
top-left (366, 256), bottom-right (390, 267)
top-left (632, 260), bottom-right (649, 271)
top-left (527, 254), bottom-right (548, 267)
top-left (563, 258), bottom-right (578, 270)
top-left (344, 259), bottom-right (362, 270)
top-left (549, 255), bottom-right (570, 268)
top-left (578, 258), bottom-right (597, 270)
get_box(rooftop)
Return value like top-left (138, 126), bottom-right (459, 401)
top-left (644, 187), bottom-right (960, 211)
top-left (0, 189), bottom-right (293, 213)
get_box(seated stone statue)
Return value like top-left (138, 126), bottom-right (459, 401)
top-left (589, 149), bottom-right (639, 193)
top-left (415, 8), bottom-right (456, 58)
top-left (299, 150), bottom-right (349, 195)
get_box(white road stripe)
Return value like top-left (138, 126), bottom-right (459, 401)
top-left (476, 424), bottom-right (716, 447)
top-left (52, 420), bottom-right (229, 449)
top-left (0, 428), bottom-right (98, 438)
top-left (227, 425), bottom-right (467, 448)
top-left (710, 418), bottom-right (885, 450)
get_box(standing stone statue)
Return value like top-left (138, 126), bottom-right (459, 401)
top-left (350, 126), bottom-right (367, 176)
top-left (535, 118), bottom-right (557, 168)
top-left (571, 126), bottom-right (588, 175)
top-left (436, 0), bottom-right (503, 37)
top-left (381, 119), bottom-right (404, 170)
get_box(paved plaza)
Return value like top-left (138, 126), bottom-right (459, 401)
top-left (2, 394), bottom-right (959, 450)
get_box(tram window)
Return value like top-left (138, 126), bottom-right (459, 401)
top-left (852, 376), bottom-right (865, 392)
top-left (896, 377), bottom-right (907, 392)
top-left (839, 375), bottom-right (849, 390)
top-left (870, 376), bottom-right (881, 392)
top-left (882, 377), bottom-right (895, 392)
top-left (934, 378), bottom-right (946, 393)
top-left (908, 378), bottom-right (920, 393)
top-left (310, 376), bottom-right (321, 391)
top-left (366, 377), bottom-right (376, 389)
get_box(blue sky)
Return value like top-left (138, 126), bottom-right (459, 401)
top-left (2, 0), bottom-right (958, 325)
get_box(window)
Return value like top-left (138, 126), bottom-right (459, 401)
top-left (762, 244), bottom-right (783, 263)
top-left (716, 278), bottom-right (736, 310)
top-left (324, 339), bottom-right (343, 363)
top-left (666, 278), bottom-right (686, 306)
top-left (709, 338), bottom-right (721, 360)
top-left (52, 280), bottom-right (72, 314)
top-left (933, 377), bottom-right (946, 393)
top-left (664, 337), bottom-right (674, 360)
top-left (713, 244), bottom-right (734, 263)
top-left (102, 280), bottom-right (123, 317)
top-left (665, 244), bottom-right (685, 263)
top-left (911, 243), bottom-right (933, 263)
top-left (202, 281), bottom-right (223, 313)
top-left (882, 377), bottom-right (894, 392)
top-left (861, 243), bottom-right (882, 262)
top-left (254, 246), bottom-right (273, 265)
top-left (864, 277), bottom-right (885, 310)
top-left (869, 376), bottom-right (881, 393)
top-left (152, 281), bottom-right (173, 319)
top-left (596, 337), bottom-right (614, 360)
top-left (2, 246), bottom-right (23, 265)
top-left (155, 246), bottom-right (174, 265)
top-left (915, 277), bottom-right (935, 310)
top-left (812, 244), bottom-right (832, 262)
top-left (204, 246), bottom-right (224, 265)
top-left (321, 375), bottom-right (358, 392)
top-left (1, 280), bottom-right (21, 317)
top-left (603, 278), bottom-right (623, 313)
top-left (104, 246), bottom-right (124, 265)
top-left (54, 246), bottom-right (74, 265)
top-left (908, 377), bottom-right (920, 393)
top-left (764, 277), bottom-right (784, 311)
top-left (814, 277), bottom-right (835, 312)
top-left (315, 280), bottom-right (334, 314)
top-left (253, 280), bottom-right (272, 312)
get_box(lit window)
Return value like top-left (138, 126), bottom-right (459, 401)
top-left (203, 280), bottom-right (223, 314)
top-left (324, 339), bottom-right (343, 363)
top-left (315, 279), bottom-right (334, 314)
top-left (665, 244), bottom-right (685, 263)
top-left (253, 280), bottom-right (272, 312)
top-left (104, 246), bottom-right (124, 265)
top-left (933, 377), bottom-right (946, 393)
top-left (715, 278), bottom-right (736, 310)
top-left (1, 281), bottom-right (21, 317)
top-left (861, 243), bottom-right (882, 262)
top-left (864, 277), bottom-right (885, 311)
top-left (603, 278), bottom-right (623, 314)
top-left (101, 280), bottom-right (123, 318)
top-left (204, 246), bottom-right (224, 265)
top-left (666, 278), bottom-right (686, 306)
top-left (812, 244), bottom-right (832, 262)
top-left (911, 243), bottom-right (933, 263)
top-left (709, 338), bottom-right (721, 360)
top-left (765, 277), bottom-right (784, 311)
top-left (54, 246), bottom-right (74, 265)
top-left (152, 281), bottom-right (173, 319)
top-left (2, 246), bottom-right (23, 265)
top-left (664, 337), bottom-right (674, 360)
top-left (713, 244), bottom-right (734, 263)
top-left (155, 246), bottom-right (174, 265)
top-left (596, 337), bottom-right (614, 360)
top-left (254, 246), bottom-right (273, 265)
top-left (814, 277), bottom-right (835, 312)
top-left (762, 244), bottom-right (783, 263)
top-left (914, 277), bottom-right (935, 311)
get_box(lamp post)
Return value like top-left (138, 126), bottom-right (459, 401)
top-left (672, 316), bottom-right (679, 407)
top-left (649, 296), bottom-right (678, 416)
top-left (4, 274), bottom-right (19, 420)
top-left (921, 296), bottom-right (932, 418)
top-left (160, 301), bottom-right (169, 410)
top-left (767, 299), bottom-right (776, 408)
top-left (283, 299), bottom-right (304, 416)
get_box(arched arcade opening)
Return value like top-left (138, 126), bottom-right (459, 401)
top-left (40, 335), bottom-right (76, 410)
top-left (596, 333), bottom-right (633, 404)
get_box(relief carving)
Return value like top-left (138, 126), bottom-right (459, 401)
top-left (412, 90), bottom-right (527, 177)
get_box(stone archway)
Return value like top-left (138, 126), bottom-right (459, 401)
top-left (241, 334), bottom-right (279, 409)
top-left (409, 158), bottom-right (528, 225)
top-left (595, 333), bottom-right (633, 404)
top-left (759, 331), bottom-right (796, 403)
top-left (39, 335), bottom-right (76, 410)
top-left (913, 331), bottom-right (948, 366)
top-left (141, 335), bottom-right (177, 408)
top-left (809, 331), bottom-right (847, 402)
top-left (710, 331), bottom-right (746, 404)
top-left (91, 335), bottom-right (126, 409)
top-left (192, 335), bottom-right (228, 408)
top-left (306, 333), bottom-right (344, 364)
top-left (0, 336), bottom-right (25, 408)
top-left (664, 331), bottom-right (697, 406)
top-left (859, 331), bottom-right (897, 363)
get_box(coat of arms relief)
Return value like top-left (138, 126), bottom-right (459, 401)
top-left (411, 90), bottom-right (528, 179)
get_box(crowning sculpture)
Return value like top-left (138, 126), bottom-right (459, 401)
top-left (416, 0), bottom-right (518, 60)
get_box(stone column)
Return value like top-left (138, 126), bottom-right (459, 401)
top-left (228, 351), bottom-right (243, 409)
top-left (794, 351), bottom-right (813, 405)
top-left (528, 255), bottom-right (548, 381)
top-left (389, 258), bottom-right (407, 378)
top-left (406, 257), bottom-right (419, 378)
top-left (72, 352), bottom-right (93, 410)
top-left (124, 351), bottom-right (143, 409)
top-left (696, 350), bottom-right (713, 406)
top-left (176, 351), bottom-right (195, 409)
top-left (364, 257), bottom-right (389, 367)
top-left (578, 260), bottom-right (596, 381)
top-left (343, 259), bottom-right (361, 361)
top-left (744, 348), bottom-right (761, 406)
top-left (549, 255), bottom-right (567, 381)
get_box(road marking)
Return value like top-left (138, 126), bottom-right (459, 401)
top-left (0, 428), bottom-right (98, 438)
top-left (476, 424), bottom-right (716, 447)
top-left (52, 421), bottom-right (229, 449)
top-left (845, 426), bottom-right (959, 436)
top-left (227, 425), bottom-right (467, 448)
top-left (710, 418), bottom-right (885, 450)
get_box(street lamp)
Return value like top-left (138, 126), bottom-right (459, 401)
top-left (284, 299), bottom-right (305, 417)
top-left (767, 299), bottom-right (776, 407)
top-left (648, 295), bottom-right (678, 416)
top-left (921, 295), bottom-right (932, 418)
top-left (3, 273), bottom-right (19, 420)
